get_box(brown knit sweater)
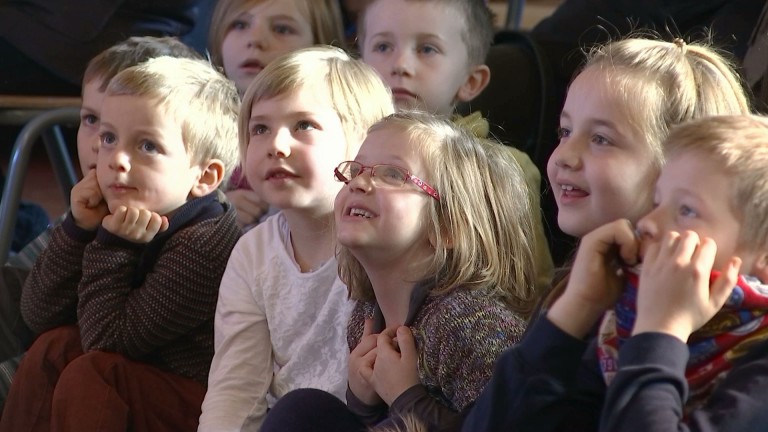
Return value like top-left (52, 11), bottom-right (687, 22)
top-left (20, 191), bottom-right (240, 385)
top-left (346, 285), bottom-right (527, 429)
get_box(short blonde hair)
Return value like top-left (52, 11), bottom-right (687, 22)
top-left (663, 115), bottom-right (768, 250)
top-left (339, 111), bottom-right (537, 317)
top-left (83, 36), bottom-right (202, 91)
top-left (238, 45), bottom-right (393, 162)
top-left (208, 0), bottom-right (346, 68)
top-left (107, 57), bottom-right (240, 183)
top-left (583, 36), bottom-right (751, 168)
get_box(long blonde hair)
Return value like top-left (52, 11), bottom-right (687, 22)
top-left (339, 111), bottom-right (537, 317)
top-left (583, 36), bottom-right (751, 169)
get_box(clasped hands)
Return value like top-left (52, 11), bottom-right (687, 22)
top-left (348, 319), bottom-right (420, 407)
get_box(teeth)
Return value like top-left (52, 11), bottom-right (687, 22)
top-left (349, 208), bottom-right (373, 218)
top-left (561, 184), bottom-right (575, 191)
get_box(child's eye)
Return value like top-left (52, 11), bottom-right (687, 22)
top-left (100, 132), bottom-right (116, 146)
top-left (250, 124), bottom-right (268, 136)
top-left (418, 44), bottom-right (439, 55)
top-left (81, 114), bottom-right (98, 126)
top-left (556, 127), bottom-right (571, 140)
top-left (372, 42), bottom-right (392, 53)
top-left (379, 166), bottom-right (407, 183)
top-left (591, 135), bottom-right (611, 146)
top-left (273, 24), bottom-right (296, 35)
top-left (679, 205), bottom-right (698, 218)
top-left (140, 140), bottom-right (158, 153)
top-left (229, 19), bottom-right (248, 31)
top-left (295, 120), bottom-right (316, 131)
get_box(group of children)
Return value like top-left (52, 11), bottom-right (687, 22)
top-left (0, 0), bottom-right (767, 431)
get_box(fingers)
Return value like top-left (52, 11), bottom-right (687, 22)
top-left (710, 256), bottom-right (741, 311)
top-left (377, 327), bottom-right (400, 354)
top-left (395, 327), bottom-right (416, 361)
top-left (362, 319), bottom-right (374, 337)
top-left (103, 206), bottom-right (165, 243)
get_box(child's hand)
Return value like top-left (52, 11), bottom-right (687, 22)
top-left (633, 231), bottom-right (740, 342)
top-left (226, 189), bottom-right (268, 228)
top-left (102, 206), bottom-right (169, 243)
top-left (549, 219), bottom-right (640, 338)
top-left (369, 326), bottom-right (420, 406)
top-left (70, 169), bottom-right (109, 230)
top-left (348, 319), bottom-right (383, 406)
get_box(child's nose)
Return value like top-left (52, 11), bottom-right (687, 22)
top-left (348, 169), bottom-right (373, 193)
top-left (266, 129), bottom-right (291, 158)
top-left (391, 49), bottom-right (414, 76)
top-left (247, 22), bottom-right (270, 50)
top-left (109, 150), bottom-right (130, 172)
top-left (550, 138), bottom-right (582, 170)
top-left (636, 209), bottom-right (660, 241)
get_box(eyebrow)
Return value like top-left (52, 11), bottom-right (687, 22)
top-left (560, 111), bottom-right (620, 130)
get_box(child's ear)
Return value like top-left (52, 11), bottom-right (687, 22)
top-left (189, 159), bottom-right (226, 198)
top-left (456, 64), bottom-right (491, 103)
top-left (750, 252), bottom-right (768, 283)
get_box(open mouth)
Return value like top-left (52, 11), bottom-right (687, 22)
top-left (265, 168), bottom-right (296, 180)
top-left (348, 207), bottom-right (374, 218)
top-left (240, 59), bottom-right (264, 72)
top-left (560, 183), bottom-right (588, 197)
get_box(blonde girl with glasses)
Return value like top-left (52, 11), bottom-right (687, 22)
top-left (260, 110), bottom-right (538, 432)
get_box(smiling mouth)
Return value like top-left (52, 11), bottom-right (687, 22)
top-left (349, 207), bottom-right (374, 218)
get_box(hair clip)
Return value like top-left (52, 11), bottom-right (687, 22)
top-left (672, 38), bottom-right (687, 53)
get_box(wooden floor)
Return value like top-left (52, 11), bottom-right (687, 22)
top-left (1, 0), bottom-right (563, 222)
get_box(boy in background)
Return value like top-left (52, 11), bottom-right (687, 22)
top-left (357, 0), bottom-right (554, 292)
top-left (0, 56), bottom-right (241, 431)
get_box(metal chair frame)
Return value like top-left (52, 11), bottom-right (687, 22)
top-left (0, 106), bottom-right (79, 264)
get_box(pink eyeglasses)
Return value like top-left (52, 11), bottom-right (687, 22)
top-left (334, 161), bottom-right (440, 201)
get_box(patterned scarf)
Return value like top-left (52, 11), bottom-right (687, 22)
top-left (597, 267), bottom-right (768, 407)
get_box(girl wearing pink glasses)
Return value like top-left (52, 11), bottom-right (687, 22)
top-left (260, 110), bottom-right (538, 432)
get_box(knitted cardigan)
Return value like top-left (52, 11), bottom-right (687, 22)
top-left (346, 284), bottom-right (527, 429)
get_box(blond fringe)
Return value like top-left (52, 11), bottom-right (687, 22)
top-left (370, 413), bottom-right (428, 432)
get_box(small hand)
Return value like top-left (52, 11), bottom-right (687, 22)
top-left (348, 319), bottom-right (383, 406)
top-left (633, 231), bottom-right (740, 342)
top-left (70, 169), bottom-right (109, 230)
top-left (101, 206), bottom-right (169, 243)
top-left (369, 326), bottom-right (420, 406)
top-left (549, 219), bottom-right (640, 338)
top-left (226, 189), bottom-right (268, 228)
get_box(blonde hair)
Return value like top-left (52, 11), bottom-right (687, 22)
top-left (83, 36), bottom-right (202, 91)
top-left (107, 57), bottom-right (241, 183)
top-left (357, 0), bottom-right (494, 66)
top-left (663, 115), bottom-right (768, 250)
top-left (238, 45), bottom-right (393, 162)
top-left (339, 111), bottom-right (537, 317)
top-left (208, 0), bottom-right (345, 68)
top-left (583, 36), bottom-right (751, 169)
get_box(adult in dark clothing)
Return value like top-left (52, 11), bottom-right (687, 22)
top-left (0, 0), bottom-right (210, 96)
